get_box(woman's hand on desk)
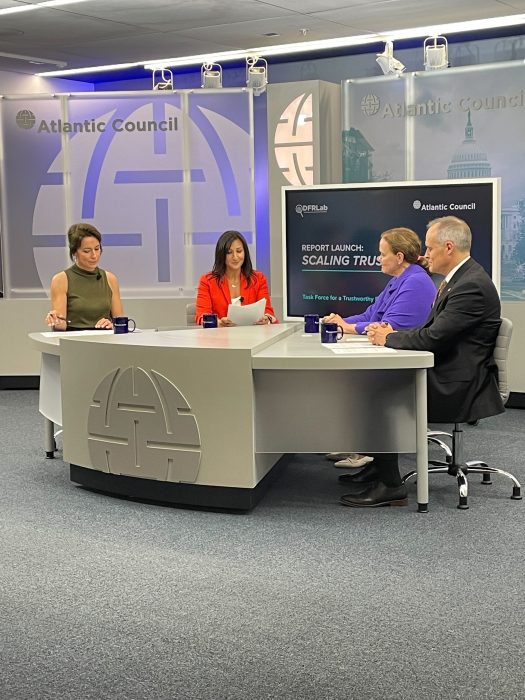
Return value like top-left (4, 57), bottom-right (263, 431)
top-left (322, 313), bottom-right (355, 334)
top-left (218, 317), bottom-right (235, 327)
top-left (95, 317), bottom-right (113, 330)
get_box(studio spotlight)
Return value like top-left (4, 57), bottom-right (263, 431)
top-left (246, 56), bottom-right (268, 95)
top-left (424, 36), bottom-right (448, 70)
top-left (201, 62), bottom-right (222, 88)
top-left (151, 67), bottom-right (174, 90)
top-left (376, 41), bottom-right (405, 75)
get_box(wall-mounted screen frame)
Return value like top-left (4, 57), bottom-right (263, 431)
top-left (282, 178), bottom-right (501, 320)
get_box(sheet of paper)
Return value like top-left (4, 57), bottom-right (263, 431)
top-left (327, 345), bottom-right (397, 354)
top-left (41, 330), bottom-right (114, 338)
top-left (227, 298), bottom-right (266, 326)
top-left (343, 335), bottom-right (371, 343)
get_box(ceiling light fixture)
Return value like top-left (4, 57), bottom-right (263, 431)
top-left (246, 56), bottom-right (267, 96)
top-left (37, 13), bottom-right (525, 78)
top-left (201, 62), bottom-right (222, 88)
top-left (376, 41), bottom-right (405, 75)
top-left (424, 36), bottom-right (449, 70)
top-left (150, 67), bottom-right (174, 91)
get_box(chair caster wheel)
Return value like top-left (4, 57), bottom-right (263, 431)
top-left (457, 497), bottom-right (469, 510)
top-left (511, 486), bottom-right (522, 500)
top-left (45, 451), bottom-right (55, 459)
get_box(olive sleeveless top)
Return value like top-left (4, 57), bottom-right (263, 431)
top-left (64, 264), bottom-right (112, 330)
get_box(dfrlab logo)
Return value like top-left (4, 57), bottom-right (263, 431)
top-left (361, 94), bottom-right (381, 116)
top-left (295, 204), bottom-right (328, 217)
top-left (16, 109), bottom-right (36, 129)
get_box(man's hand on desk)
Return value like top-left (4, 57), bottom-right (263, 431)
top-left (366, 322), bottom-right (395, 346)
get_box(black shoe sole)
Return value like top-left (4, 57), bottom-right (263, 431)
top-left (340, 497), bottom-right (408, 508)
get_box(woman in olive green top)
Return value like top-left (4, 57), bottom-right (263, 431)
top-left (45, 223), bottom-right (124, 331)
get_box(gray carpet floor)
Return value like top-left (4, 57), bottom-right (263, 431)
top-left (1, 390), bottom-right (524, 700)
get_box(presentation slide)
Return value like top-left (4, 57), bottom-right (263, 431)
top-left (283, 179), bottom-right (499, 320)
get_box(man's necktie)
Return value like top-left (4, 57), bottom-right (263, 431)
top-left (433, 280), bottom-right (447, 306)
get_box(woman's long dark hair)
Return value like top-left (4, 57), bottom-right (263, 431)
top-left (211, 230), bottom-right (254, 286)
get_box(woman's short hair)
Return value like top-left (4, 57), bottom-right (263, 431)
top-left (67, 223), bottom-right (102, 261)
top-left (380, 227), bottom-right (429, 271)
top-left (211, 230), bottom-right (254, 284)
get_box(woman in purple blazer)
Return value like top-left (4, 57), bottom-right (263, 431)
top-left (324, 227), bottom-right (436, 469)
top-left (323, 227), bottom-right (436, 335)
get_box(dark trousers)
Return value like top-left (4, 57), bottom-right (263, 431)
top-left (367, 453), bottom-right (401, 487)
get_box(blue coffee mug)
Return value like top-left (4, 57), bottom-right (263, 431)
top-left (320, 321), bottom-right (343, 343)
top-left (113, 316), bottom-right (136, 334)
top-left (304, 313), bottom-right (320, 334)
top-left (203, 313), bottom-right (218, 328)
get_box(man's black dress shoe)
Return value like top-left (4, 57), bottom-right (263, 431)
top-left (340, 481), bottom-right (408, 508)
top-left (338, 464), bottom-right (379, 484)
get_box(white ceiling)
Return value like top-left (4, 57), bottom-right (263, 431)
top-left (0, 0), bottom-right (525, 75)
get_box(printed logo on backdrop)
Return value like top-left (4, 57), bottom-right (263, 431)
top-left (295, 204), bottom-right (328, 217)
top-left (361, 94), bottom-right (381, 116)
top-left (357, 88), bottom-right (525, 120)
top-left (87, 367), bottom-right (201, 482)
top-left (16, 109), bottom-right (178, 134)
top-left (274, 92), bottom-right (314, 185)
top-left (16, 109), bottom-right (36, 129)
top-left (22, 96), bottom-right (253, 294)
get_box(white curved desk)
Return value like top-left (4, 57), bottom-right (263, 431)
top-left (30, 325), bottom-right (433, 511)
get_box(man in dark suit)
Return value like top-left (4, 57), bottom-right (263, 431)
top-left (340, 216), bottom-right (504, 508)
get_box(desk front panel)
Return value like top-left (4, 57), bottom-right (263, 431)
top-left (254, 368), bottom-right (418, 453)
top-left (60, 338), bottom-right (265, 489)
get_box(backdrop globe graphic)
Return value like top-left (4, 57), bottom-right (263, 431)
top-left (274, 93), bottom-right (314, 185)
top-left (30, 98), bottom-right (253, 295)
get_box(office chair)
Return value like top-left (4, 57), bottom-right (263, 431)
top-left (402, 318), bottom-right (522, 509)
top-left (186, 302), bottom-right (197, 326)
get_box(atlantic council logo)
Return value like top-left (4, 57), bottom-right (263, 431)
top-left (87, 366), bottom-right (201, 483)
top-left (16, 109), bottom-right (36, 129)
top-left (361, 94), bottom-right (381, 116)
top-left (413, 200), bottom-right (422, 210)
top-left (274, 92), bottom-right (314, 185)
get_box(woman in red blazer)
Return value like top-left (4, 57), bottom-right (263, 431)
top-left (195, 230), bottom-right (277, 326)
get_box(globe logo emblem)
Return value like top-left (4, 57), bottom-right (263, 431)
top-left (88, 366), bottom-right (201, 482)
top-left (361, 94), bottom-right (380, 116)
top-left (413, 200), bottom-right (422, 210)
top-left (274, 92), bottom-right (314, 186)
top-left (16, 109), bottom-right (36, 129)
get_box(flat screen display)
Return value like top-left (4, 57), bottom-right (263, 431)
top-left (282, 179), bottom-right (500, 320)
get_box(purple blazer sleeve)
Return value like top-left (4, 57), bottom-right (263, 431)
top-left (343, 265), bottom-right (436, 334)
